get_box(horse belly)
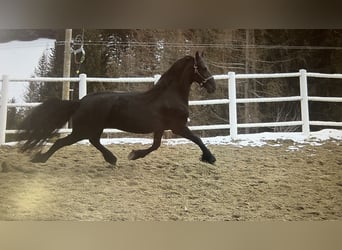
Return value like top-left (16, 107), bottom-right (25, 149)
top-left (106, 109), bottom-right (159, 134)
top-left (110, 119), bottom-right (155, 134)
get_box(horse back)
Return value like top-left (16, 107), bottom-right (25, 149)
top-left (75, 91), bottom-right (189, 134)
top-left (77, 91), bottom-right (159, 133)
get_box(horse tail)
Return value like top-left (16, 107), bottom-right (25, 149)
top-left (17, 98), bottom-right (80, 152)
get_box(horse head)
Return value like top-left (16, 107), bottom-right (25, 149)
top-left (193, 51), bottom-right (216, 93)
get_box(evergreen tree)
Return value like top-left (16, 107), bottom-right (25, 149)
top-left (253, 29), bottom-right (342, 131)
top-left (24, 49), bottom-right (50, 102)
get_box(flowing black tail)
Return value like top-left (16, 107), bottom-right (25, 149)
top-left (17, 98), bottom-right (80, 152)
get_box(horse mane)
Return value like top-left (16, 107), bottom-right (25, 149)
top-left (147, 55), bottom-right (194, 93)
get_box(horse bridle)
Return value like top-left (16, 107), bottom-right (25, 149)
top-left (194, 60), bottom-right (214, 88)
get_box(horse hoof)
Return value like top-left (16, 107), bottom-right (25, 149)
top-left (106, 158), bottom-right (117, 165)
top-left (128, 150), bottom-right (138, 160)
top-left (31, 153), bottom-right (47, 163)
top-left (104, 155), bottom-right (117, 165)
top-left (127, 150), bottom-right (136, 160)
top-left (201, 154), bottom-right (216, 164)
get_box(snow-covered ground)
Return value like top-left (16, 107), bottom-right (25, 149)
top-left (6, 129), bottom-right (341, 151)
top-left (96, 129), bottom-right (342, 150)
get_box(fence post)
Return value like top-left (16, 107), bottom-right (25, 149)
top-left (299, 69), bottom-right (310, 138)
top-left (154, 74), bottom-right (161, 85)
top-left (228, 72), bottom-right (238, 140)
top-left (0, 75), bottom-right (9, 144)
top-left (79, 73), bottom-right (87, 99)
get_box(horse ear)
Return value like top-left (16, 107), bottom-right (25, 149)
top-left (201, 51), bottom-right (204, 57)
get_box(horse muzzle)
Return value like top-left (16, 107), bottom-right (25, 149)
top-left (200, 78), bottom-right (216, 93)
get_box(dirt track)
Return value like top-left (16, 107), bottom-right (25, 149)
top-left (0, 140), bottom-right (341, 221)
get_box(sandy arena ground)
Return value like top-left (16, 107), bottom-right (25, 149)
top-left (0, 140), bottom-right (341, 221)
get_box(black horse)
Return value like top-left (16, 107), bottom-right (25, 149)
top-left (18, 52), bottom-right (217, 165)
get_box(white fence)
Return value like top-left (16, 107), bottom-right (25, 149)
top-left (1, 69), bottom-right (342, 144)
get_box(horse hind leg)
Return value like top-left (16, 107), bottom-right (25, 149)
top-left (32, 132), bottom-right (82, 163)
top-left (128, 131), bottom-right (163, 160)
top-left (89, 137), bottom-right (117, 165)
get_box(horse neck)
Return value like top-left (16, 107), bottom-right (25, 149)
top-left (176, 68), bottom-right (193, 102)
top-left (148, 58), bottom-right (194, 102)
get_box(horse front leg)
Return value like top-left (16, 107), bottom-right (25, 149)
top-left (172, 126), bottom-right (216, 164)
top-left (90, 137), bottom-right (117, 165)
top-left (128, 130), bottom-right (163, 160)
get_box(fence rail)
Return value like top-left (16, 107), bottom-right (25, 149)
top-left (1, 69), bottom-right (342, 144)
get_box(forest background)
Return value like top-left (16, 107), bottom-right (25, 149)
top-left (3, 29), bottom-right (342, 138)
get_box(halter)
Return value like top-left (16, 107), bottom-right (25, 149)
top-left (194, 60), bottom-right (214, 87)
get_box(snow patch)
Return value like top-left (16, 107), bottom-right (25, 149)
top-left (98, 129), bottom-right (341, 147)
top-left (4, 129), bottom-right (341, 148)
